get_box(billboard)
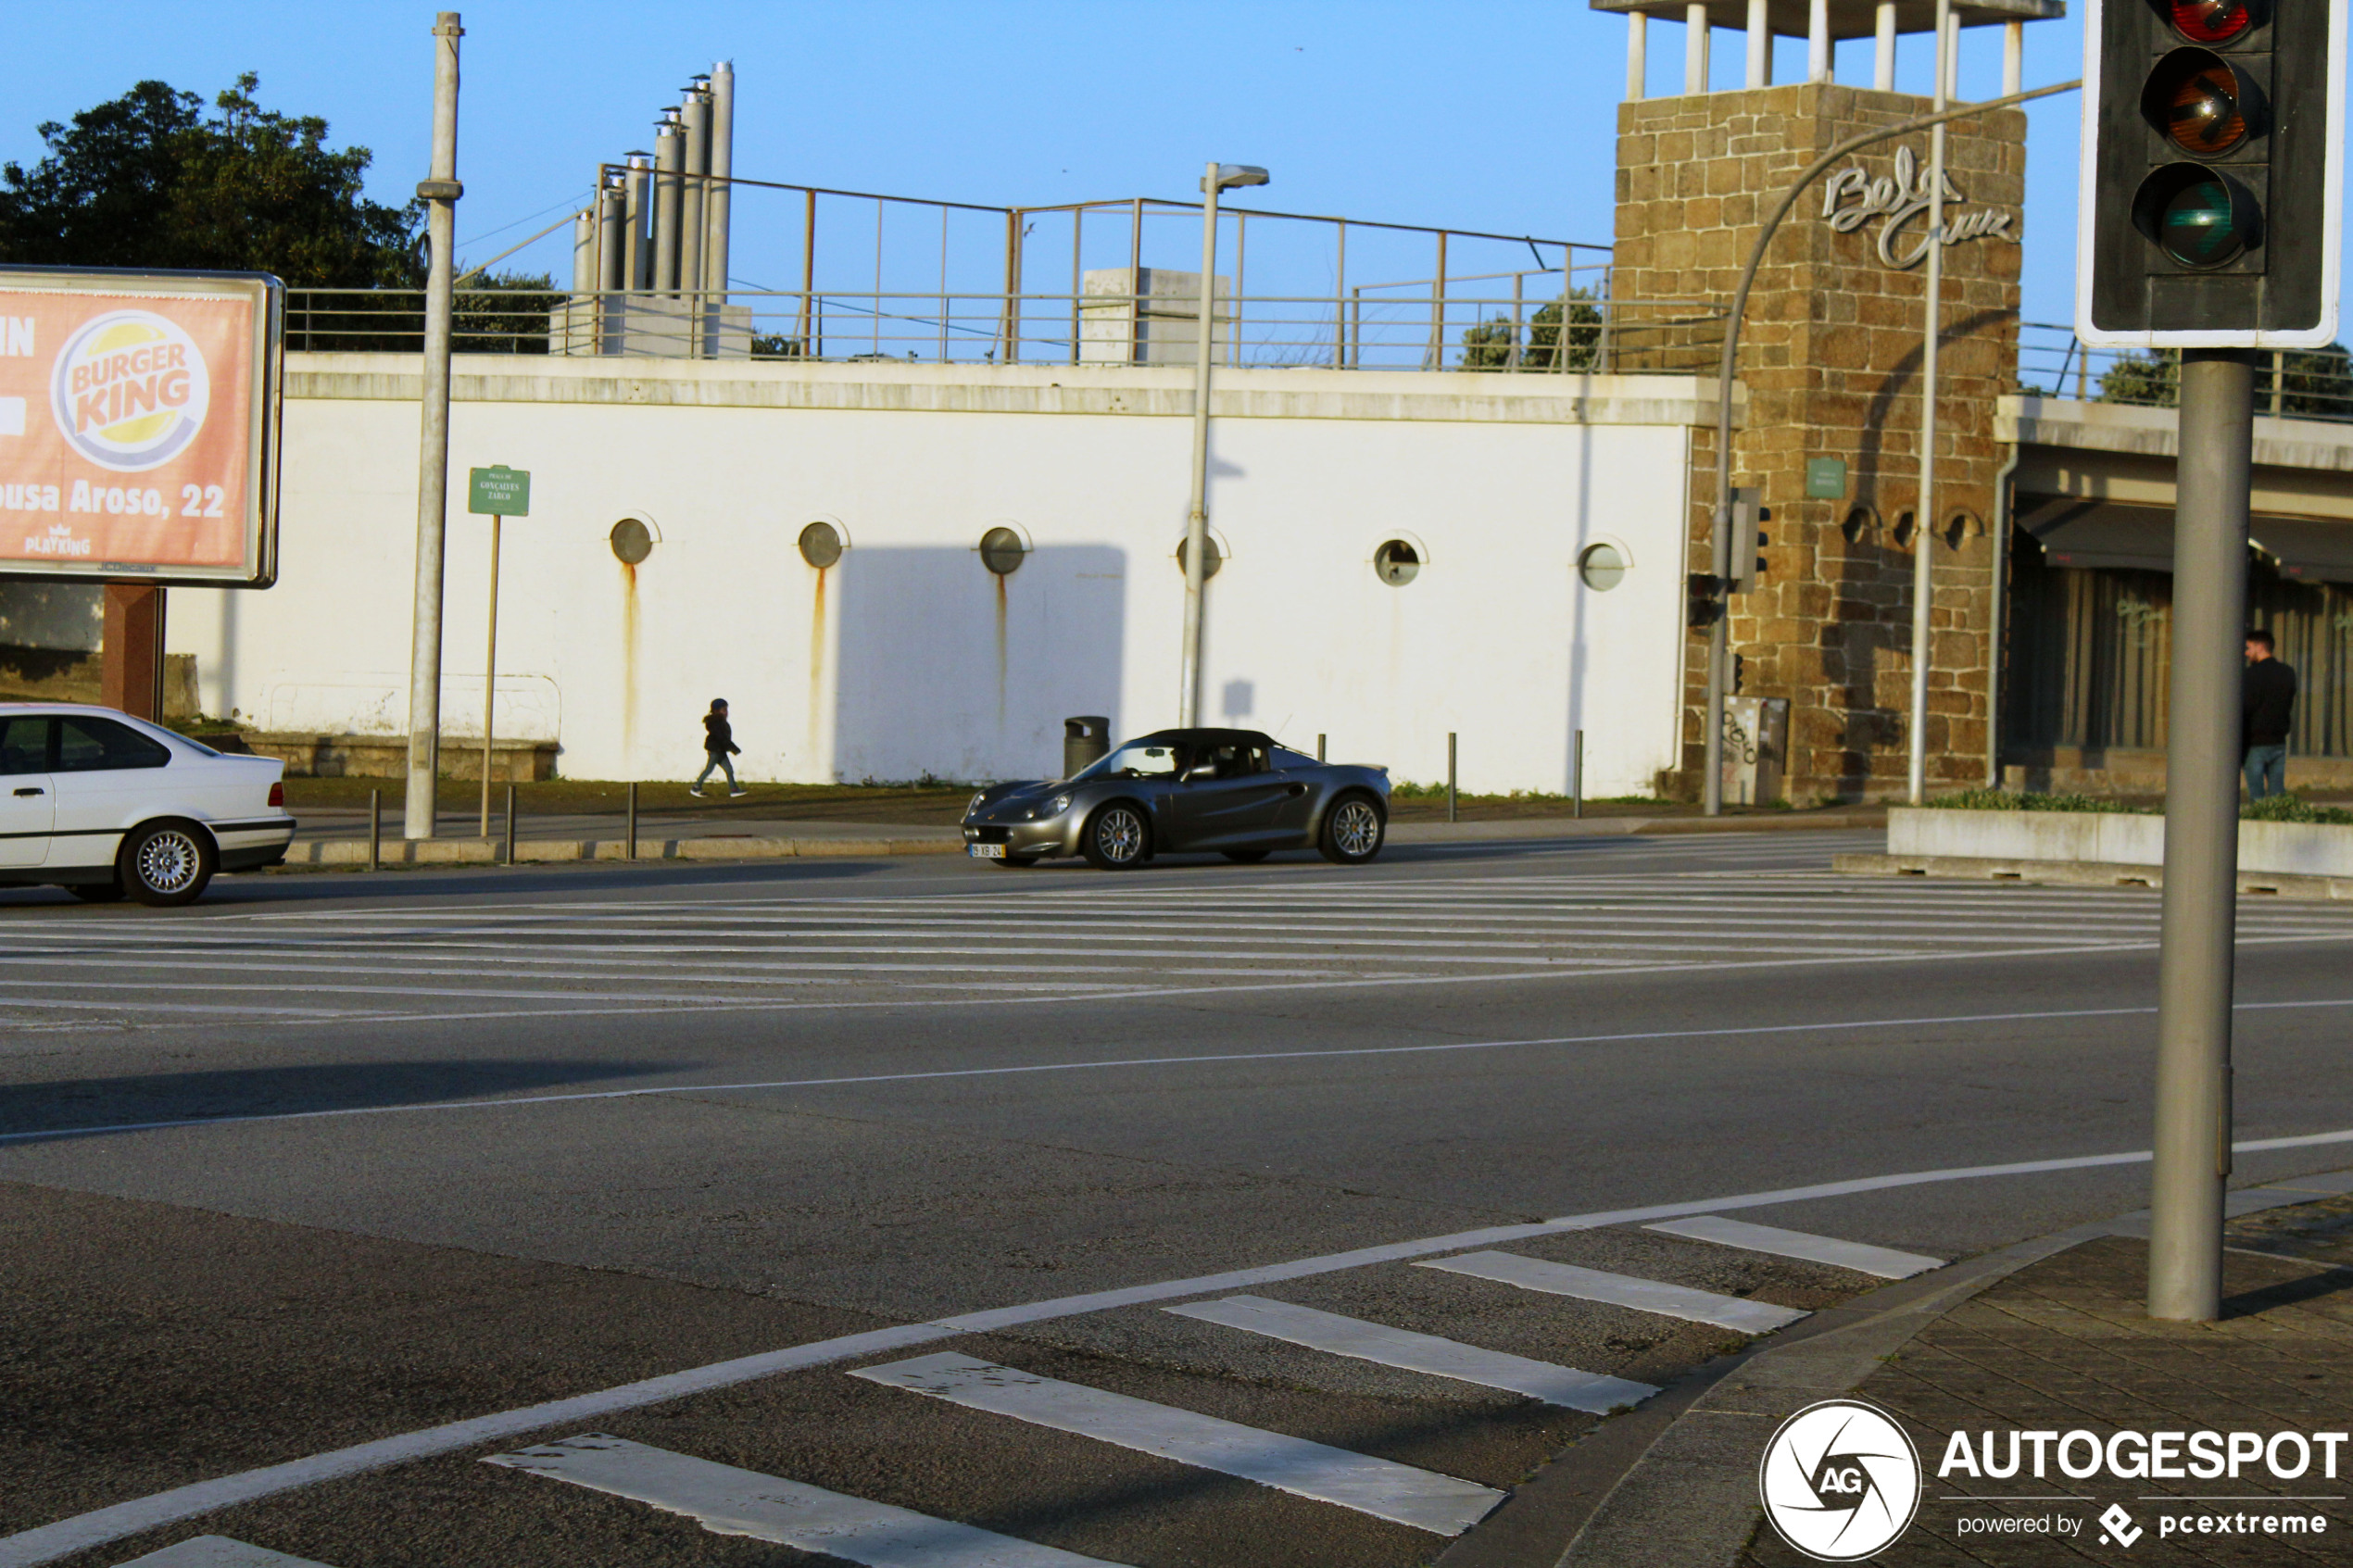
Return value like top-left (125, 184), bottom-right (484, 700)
top-left (0, 267), bottom-right (283, 586)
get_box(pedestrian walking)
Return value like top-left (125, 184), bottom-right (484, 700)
top-left (692, 697), bottom-right (747, 797)
top-left (2242, 629), bottom-right (2297, 802)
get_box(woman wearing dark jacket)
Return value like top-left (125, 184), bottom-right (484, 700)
top-left (692, 698), bottom-right (747, 797)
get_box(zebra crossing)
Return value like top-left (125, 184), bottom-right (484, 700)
top-left (8, 867), bottom-right (2353, 1030)
top-left (94, 1215), bottom-right (1942, 1567)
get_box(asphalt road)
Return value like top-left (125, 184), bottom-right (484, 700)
top-left (4, 830), bottom-right (2352, 1568)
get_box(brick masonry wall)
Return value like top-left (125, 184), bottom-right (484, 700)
top-left (1613, 82), bottom-right (2025, 800)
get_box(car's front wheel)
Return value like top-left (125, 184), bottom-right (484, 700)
top-left (1317, 793), bottom-right (1386, 866)
top-left (1080, 802), bottom-right (1151, 870)
top-left (120, 821), bottom-right (215, 907)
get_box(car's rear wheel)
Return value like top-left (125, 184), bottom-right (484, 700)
top-left (120, 821), bottom-right (215, 907)
top-left (1081, 802), bottom-right (1150, 870)
top-left (67, 881), bottom-right (125, 903)
top-left (1317, 793), bottom-right (1386, 866)
top-left (1221, 849), bottom-right (1270, 863)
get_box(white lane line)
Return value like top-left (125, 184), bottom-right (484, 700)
top-left (1416, 1252), bottom-right (1808, 1334)
top-left (8, 997), bottom-right (2350, 1147)
top-left (115, 1538), bottom-right (334, 1566)
top-left (1164, 1295), bottom-right (1657, 1412)
top-left (0, 997), bottom-right (359, 1018)
top-left (1644, 1215), bottom-right (1945, 1279)
top-left (849, 1353), bottom-right (1502, 1537)
top-left (10, 1137), bottom-right (2352, 1567)
top-left (483, 1434), bottom-right (1125, 1567)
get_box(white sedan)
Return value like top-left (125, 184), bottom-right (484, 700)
top-left (0, 703), bottom-right (295, 906)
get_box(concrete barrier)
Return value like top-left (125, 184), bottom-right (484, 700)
top-left (1886, 806), bottom-right (2353, 877)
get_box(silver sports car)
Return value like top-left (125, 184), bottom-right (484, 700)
top-left (962, 728), bottom-right (1390, 870)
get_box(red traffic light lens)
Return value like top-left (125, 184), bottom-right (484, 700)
top-left (2170, 0), bottom-right (2252, 43)
top-left (2167, 64), bottom-right (2248, 153)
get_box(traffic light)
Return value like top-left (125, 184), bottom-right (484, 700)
top-left (2078, 0), bottom-right (2346, 347)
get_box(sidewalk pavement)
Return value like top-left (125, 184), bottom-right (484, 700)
top-left (275, 806), bottom-right (1885, 869)
top-left (1550, 1171), bottom-right (2353, 1568)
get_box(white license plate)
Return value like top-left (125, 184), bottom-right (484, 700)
top-left (968, 843), bottom-right (1006, 859)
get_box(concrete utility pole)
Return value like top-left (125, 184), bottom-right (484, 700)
top-left (1178, 161), bottom-right (1267, 726)
top-left (1907, 0), bottom-right (1951, 806)
top-left (2147, 349), bottom-right (2256, 1322)
top-left (406, 10), bottom-right (462, 840)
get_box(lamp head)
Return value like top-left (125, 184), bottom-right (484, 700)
top-left (1205, 164), bottom-right (1270, 193)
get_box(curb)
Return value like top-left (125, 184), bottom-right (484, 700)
top-left (276, 835), bottom-right (964, 869)
top-left (1832, 849), bottom-right (2353, 899)
top-left (1391, 812), bottom-right (1881, 844)
top-left (1503, 1169), bottom-right (2353, 1568)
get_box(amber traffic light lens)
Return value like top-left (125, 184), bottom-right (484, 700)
top-left (2166, 64), bottom-right (2248, 154)
top-left (2159, 177), bottom-right (2251, 266)
top-left (2170, 0), bottom-right (2252, 43)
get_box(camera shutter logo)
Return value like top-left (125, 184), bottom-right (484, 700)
top-left (49, 309), bottom-right (212, 471)
top-left (1759, 1399), bottom-right (1923, 1561)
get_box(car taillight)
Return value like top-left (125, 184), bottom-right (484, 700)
top-left (268, 782), bottom-right (284, 808)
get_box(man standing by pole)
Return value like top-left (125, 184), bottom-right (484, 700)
top-left (406, 12), bottom-right (462, 840)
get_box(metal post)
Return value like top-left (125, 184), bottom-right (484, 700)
top-left (1687, 1), bottom-right (1710, 94)
top-left (405, 11), bottom-right (463, 842)
top-left (2271, 349), bottom-right (2285, 414)
top-left (626, 779), bottom-right (638, 860)
top-left (1628, 10), bottom-right (1648, 101)
top-left (479, 514), bottom-right (500, 838)
top-left (369, 788), bottom-right (382, 872)
top-left (624, 154), bottom-right (650, 292)
top-left (2147, 349), bottom-right (2255, 1323)
top-left (1447, 733), bottom-right (1459, 822)
top-left (1907, 0), bottom-right (1951, 807)
top-left (653, 116), bottom-right (683, 295)
top-left (1575, 729), bottom-right (1585, 818)
top-left (1808, 0), bottom-right (1831, 81)
top-left (1875, 1), bottom-right (1898, 89)
top-left (1426, 231), bottom-right (1447, 370)
top-left (504, 782), bottom-right (517, 867)
top-left (803, 190), bottom-right (820, 356)
top-left (1746, 0), bottom-right (1770, 88)
top-left (1333, 222), bottom-right (1346, 367)
top-left (1705, 488), bottom-right (1730, 815)
top-left (1316, 733), bottom-right (1327, 762)
top-left (1178, 163), bottom-right (1222, 727)
top-left (1070, 205), bottom-right (1083, 366)
top-left (706, 61), bottom-right (735, 307)
top-left (681, 89), bottom-right (710, 355)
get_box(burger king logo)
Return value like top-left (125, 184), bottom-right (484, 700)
top-left (49, 310), bottom-right (211, 471)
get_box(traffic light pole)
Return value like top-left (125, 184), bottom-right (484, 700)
top-left (2147, 348), bottom-right (2254, 1323)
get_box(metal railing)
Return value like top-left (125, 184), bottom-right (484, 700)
top-left (285, 287), bottom-right (1729, 375)
top-left (2019, 320), bottom-right (2353, 422)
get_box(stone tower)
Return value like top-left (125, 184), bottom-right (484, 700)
top-left (1595, 0), bottom-right (2053, 800)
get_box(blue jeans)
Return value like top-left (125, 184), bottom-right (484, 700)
top-left (696, 751), bottom-right (737, 788)
top-left (2244, 743), bottom-right (2286, 801)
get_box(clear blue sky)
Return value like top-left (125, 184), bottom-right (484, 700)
top-left (4, 1), bottom-right (2104, 330)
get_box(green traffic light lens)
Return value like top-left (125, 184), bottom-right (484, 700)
top-left (2158, 177), bottom-right (2251, 266)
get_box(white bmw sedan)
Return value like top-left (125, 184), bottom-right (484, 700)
top-left (0, 703), bottom-right (295, 906)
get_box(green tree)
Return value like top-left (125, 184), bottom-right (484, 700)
top-left (2096, 343), bottom-right (2353, 420)
top-left (0, 74), bottom-right (418, 286)
top-left (2096, 347), bottom-right (2177, 406)
top-left (1460, 286), bottom-right (1604, 370)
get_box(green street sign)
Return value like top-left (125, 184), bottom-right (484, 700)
top-left (1804, 458), bottom-right (1847, 501)
top-left (468, 465), bottom-right (531, 517)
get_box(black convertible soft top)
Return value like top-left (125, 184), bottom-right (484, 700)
top-left (1125, 728), bottom-right (1278, 750)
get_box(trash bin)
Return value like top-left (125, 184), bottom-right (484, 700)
top-left (1063, 716), bottom-right (1111, 778)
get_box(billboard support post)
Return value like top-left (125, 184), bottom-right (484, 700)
top-left (406, 10), bottom-right (463, 841)
top-left (100, 586), bottom-right (167, 721)
top-left (466, 465), bottom-right (529, 840)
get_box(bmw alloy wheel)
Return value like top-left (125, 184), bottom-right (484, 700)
top-left (122, 822), bottom-right (214, 906)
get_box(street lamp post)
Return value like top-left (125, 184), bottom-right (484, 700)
top-left (1178, 161), bottom-right (1267, 728)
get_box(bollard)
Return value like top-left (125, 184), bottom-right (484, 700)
top-left (625, 780), bottom-right (638, 861)
top-left (504, 782), bottom-right (517, 866)
top-left (1316, 733), bottom-right (1326, 762)
top-left (1574, 729), bottom-right (1585, 820)
top-left (368, 788), bottom-right (382, 872)
top-left (1447, 732), bottom-right (1458, 823)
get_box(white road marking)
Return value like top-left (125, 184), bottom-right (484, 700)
top-left (483, 1434), bottom-right (1125, 1567)
top-left (1644, 1215), bottom-right (1945, 1278)
top-left (114, 1538), bottom-right (333, 1567)
top-left (1164, 1295), bottom-right (1658, 1412)
top-left (8, 997), bottom-right (2353, 1146)
top-left (9, 1143), bottom-right (2349, 1565)
top-left (849, 1353), bottom-right (1502, 1536)
top-left (1416, 1252), bottom-right (1809, 1334)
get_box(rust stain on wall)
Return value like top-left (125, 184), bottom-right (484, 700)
top-left (808, 566), bottom-right (827, 776)
top-left (619, 560), bottom-right (640, 754)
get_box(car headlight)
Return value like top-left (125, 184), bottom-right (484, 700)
top-left (969, 792), bottom-right (988, 815)
top-left (1051, 794), bottom-right (1072, 815)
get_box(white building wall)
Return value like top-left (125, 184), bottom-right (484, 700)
top-left (165, 355), bottom-right (1708, 797)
